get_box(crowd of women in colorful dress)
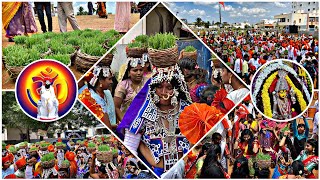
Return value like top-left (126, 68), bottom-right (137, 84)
top-left (199, 29), bottom-right (318, 88)
top-left (78, 32), bottom-right (250, 176)
top-left (2, 135), bottom-right (154, 179)
top-left (165, 95), bottom-right (319, 179)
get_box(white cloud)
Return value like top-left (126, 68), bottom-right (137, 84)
top-left (236, 2), bottom-right (244, 5)
top-left (274, 2), bottom-right (287, 8)
top-left (194, 2), bottom-right (215, 5)
top-left (213, 4), bottom-right (234, 11)
top-left (242, 7), bottom-right (268, 15)
top-left (259, 14), bottom-right (266, 17)
top-left (230, 12), bottom-right (243, 17)
top-left (166, 2), bottom-right (176, 8)
top-left (188, 9), bottom-right (206, 16)
top-left (224, 5), bottom-right (235, 11)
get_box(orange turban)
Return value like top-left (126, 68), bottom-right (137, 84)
top-left (65, 151), bottom-right (75, 161)
top-left (48, 144), bottom-right (55, 152)
top-left (211, 89), bottom-right (235, 114)
top-left (16, 157), bottom-right (26, 169)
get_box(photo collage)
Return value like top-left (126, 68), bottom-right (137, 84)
top-left (1, 1), bottom-right (319, 179)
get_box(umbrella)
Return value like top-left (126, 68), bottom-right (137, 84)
top-left (179, 103), bottom-right (224, 144)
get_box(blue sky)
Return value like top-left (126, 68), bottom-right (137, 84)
top-left (166, 2), bottom-right (294, 24)
top-left (74, 2), bottom-right (116, 14)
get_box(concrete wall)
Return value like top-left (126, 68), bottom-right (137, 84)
top-left (146, 3), bottom-right (182, 37)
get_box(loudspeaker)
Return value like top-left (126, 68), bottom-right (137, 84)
top-left (289, 25), bottom-right (298, 33)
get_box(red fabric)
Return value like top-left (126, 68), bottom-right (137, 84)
top-left (16, 157), bottom-right (26, 169)
top-left (43, 77), bottom-right (52, 83)
top-left (4, 174), bottom-right (17, 179)
top-left (211, 89), bottom-right (235, 114)
top-left (7, 153), bottom-right (14, 163)
top-left (57, 138), bottom-right (62, 142)
top-left (219, 2), bottom-right (225, 9)
top-left (2, 155), bottom-right (10, 164)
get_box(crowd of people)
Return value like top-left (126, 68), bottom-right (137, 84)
top-left (78, 32), bottom-right (249, 176)
top-left (164, 95), bottom-right (319, 179)
top-left (2, 135), bottom-right (154, 179)
top-left (199, 28), bottom-right (318, 88)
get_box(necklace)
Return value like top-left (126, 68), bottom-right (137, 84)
top-left (187, 79), bottom-right (197, 87)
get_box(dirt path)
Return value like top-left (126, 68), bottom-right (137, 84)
top-left (2, 14), bottom-right (140, 89)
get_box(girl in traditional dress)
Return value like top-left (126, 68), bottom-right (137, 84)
top-left (178, 57), bottom-right (207, 103)
top-left (234, 129), bottom-right (259, 177)
top-left (114, 59), bottom-right (148, 121)
top-left (292, 117), bottom-right (309, 159)
top-left (199, 144), bottom-right (229, 178)
top-left (295, 139), bottom-right (319, 178)
top-left (114, 2), bottom-right (131, 33)
top-left (96, 2), bottom-right (107, 18)
top-left (78, 64), bottom-right (116, 129)
top-left (120, 60), bottom-right (192, 176)
top-left (2, 2), bottom-right (37, 42)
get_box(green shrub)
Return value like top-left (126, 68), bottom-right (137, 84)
top-left (44, 53), bottom-right (71, 65)
top-left (88, 142), bottom-right (96, 148)
top-left (184, 45), bottom-right (196, 52)
top-left (98, 145), bottom-right (110, 152)
top-left (41, 152), bottom-right (55, 162)
top-left (148, 33), bottom-right (177, 50)
top-left (13, 36), bottom-right (27, 45)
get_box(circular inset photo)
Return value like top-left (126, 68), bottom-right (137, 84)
top-left (15, 59), bottom-right (78, 121)
top-left (251, 59), bottom-right (313, 121)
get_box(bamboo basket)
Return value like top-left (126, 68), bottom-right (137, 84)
top-left (148, 46), bottom-right (178, 68)
top-left (87, 147), bottom-right (96, 153)
top-left (127, 47), bottom-right (147, 58)
top-left (179, 49), bottom-right (197, 60)
top-left (96, 151), bottom-right (113, 163)
top-left (41, 159), bottom-right (55, 169)
top-left (74, 49), bottom-right (113, 72)
top-left (3, 49), bottom-right (52, 79)
top-left (5, 65), bottom-right (25, 79)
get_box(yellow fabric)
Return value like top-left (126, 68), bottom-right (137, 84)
top-left (2, 2), bottom-right (22, 30)
top-left (117, 63), bottom-right (128, 82)
top-left (244, 120), bottom-right (258, 130)
top-left (34, 161), bottom-right (42, 176)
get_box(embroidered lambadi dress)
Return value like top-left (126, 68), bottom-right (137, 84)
top-left (129, 96), bottom-right (190, 172)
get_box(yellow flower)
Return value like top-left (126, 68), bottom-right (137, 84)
top-left (285, 76), bottom-right (307, 112)
top-left (261, 71), bottom-right (278, 118)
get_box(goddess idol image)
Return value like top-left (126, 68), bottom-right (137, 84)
top-left (251, 60), bottom-right (313, 121)
top-left (37, 77), bottom-right (59, 120)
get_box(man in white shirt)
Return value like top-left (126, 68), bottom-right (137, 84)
top-left (248, 53), bottom-right (261, 70)
top-left (234, 55), bottom-right (243, 78)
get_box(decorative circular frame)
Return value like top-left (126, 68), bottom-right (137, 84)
top-left (15, 59), bottom-right (78, 122)
top-left (250, 59), bottom-right (314, 122)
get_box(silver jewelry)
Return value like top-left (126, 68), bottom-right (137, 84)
top-left (152, 92), bottom-right (160, 104)
top-left (171, 88), bottom-right (179, 106)
top-left (89, 66), bottom-right (112, 87)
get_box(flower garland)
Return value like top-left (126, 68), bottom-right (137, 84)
top-left (261, 71), bottom-right (278, 118)
top-left (285, 75), bottom-right (307, 112)
top-left (252, 61), bottom-right (311, 104)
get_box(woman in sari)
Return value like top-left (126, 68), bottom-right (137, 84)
top-left (114, 2), bottom-right (131, 33)
top-left (2, 2), bottom-right (37, 42)
top-left (120, 59), bottom-right (192, 176)
top-left (78, 64), bottom-right (116, 129)
top-left (295, 139), bottom-right (318, 178)
top-left (114, 58), bottom-right (148, 121)
top-left (178, 57), bottom-right (207, 103)
top-left (96, 2), bottom-right (107, 18)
